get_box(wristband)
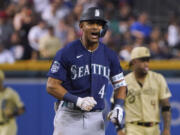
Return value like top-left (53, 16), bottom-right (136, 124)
top-left (114, 99), bottom-right (124, 107)
top-left (162, 106), bottom-right (171, 112)
top-left (63, 93), bottom-right (78, 104)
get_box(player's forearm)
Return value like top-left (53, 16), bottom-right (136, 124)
top-left (160, 98), bottom-right (171, 130)
top-left (47, 86), bottom-right (67, 100)
top-left (46, 77), bottom-right (67, 100)
top-left (112, 86), bottom-right (126, 109)
top-left (114, 86), bottom-right (127, 100)
top-left (162, 111), bottom-right (171, 130)
top-left (47, 77), bottom-right (79, 104)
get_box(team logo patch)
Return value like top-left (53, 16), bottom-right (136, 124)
top-left (51, 61), bottom-right (60, 73)
top-left (95, 9), bottom-right (100, 17)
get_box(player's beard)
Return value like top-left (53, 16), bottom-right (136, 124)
top-left (136, 67), bottom-right (148, 78)
top-left (89, 34), bottom-right (100, 44)
top-left (140, 70), bottom-right (148, 77)
top-left (81, 31), bottom-right (99, 46)
top-left (85, 33), bottom-right (100, 47)
top-left (88, 29), bottom-right (100, 44)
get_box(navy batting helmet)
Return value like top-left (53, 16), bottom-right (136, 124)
top-left (80, 7), bottom-right (107, 23)
top-left (80, 7), bottom-right (108, 37)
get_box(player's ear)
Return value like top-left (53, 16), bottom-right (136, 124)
top-left (130, 60), bottom-right (136, 68)
top-left (79, 22), bottom-right (83, 29)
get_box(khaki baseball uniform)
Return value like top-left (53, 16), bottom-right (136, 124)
top-left (0, 87), bottom-right (24, 135)
top-left (124, 70), bottom-right (172, 135)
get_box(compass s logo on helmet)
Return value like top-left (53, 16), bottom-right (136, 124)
top-left (80, 7), bottom-right (108, 37)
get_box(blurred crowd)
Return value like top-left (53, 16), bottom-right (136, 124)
top-left (0, 0), bottom-right (180, 64)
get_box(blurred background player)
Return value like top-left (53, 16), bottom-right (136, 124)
top-left (39, 25), bottom-right (63, 60)
top-left (118, 47), bottom-right (172, 135)
top-left (46, 6), bottom-right (127, 135)
top-left (0, 70), bottom-right (25, 135)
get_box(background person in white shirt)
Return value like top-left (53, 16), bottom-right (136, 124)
top-left (0, 43), bottom-right (14, 64)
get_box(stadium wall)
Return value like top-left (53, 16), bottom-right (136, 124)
top-left (4, 79), bottom-right (180, 135)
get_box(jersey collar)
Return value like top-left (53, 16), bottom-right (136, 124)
top-left (79, 39), bottom-right (102, 53)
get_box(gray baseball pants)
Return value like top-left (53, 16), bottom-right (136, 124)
top-left (53, 103), bottom-right (105, 135)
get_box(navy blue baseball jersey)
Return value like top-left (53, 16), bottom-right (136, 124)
top-left (47, 39), bottom-right (123, 110)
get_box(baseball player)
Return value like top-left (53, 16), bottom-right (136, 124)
top-left (0, 70), bottom-right (25, 135)
top-left (46, 6), bottom-right (127, 135)
top-left (117, 47), bottom-right (172, 135)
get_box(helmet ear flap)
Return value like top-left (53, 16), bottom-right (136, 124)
top-left (100, 23), bottom-right (108, 37)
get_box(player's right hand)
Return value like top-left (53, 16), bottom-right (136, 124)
top-left (76, 97), bottom-right (97, 111)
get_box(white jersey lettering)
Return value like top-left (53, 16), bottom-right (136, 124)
top-left (78, 66), bottom-right (84, 78)
top-left (71, 65), bottom-right (77, 80)
top-left (84, 65), bottom-right (90, 76)
top-left (71, 64), bottom-right (110, 80)
top-left (91, 64), bottom-right (97, 74)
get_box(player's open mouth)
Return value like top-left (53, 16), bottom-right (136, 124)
top-left (91, 32), bottom-right (99, 38)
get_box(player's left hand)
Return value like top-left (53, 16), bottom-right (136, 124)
top-left (107, 105), bottom-right (123, 125)
top-left (117, 130), bottom-right (125, 135)
top-left (162, 129), bottom-right (170, 135)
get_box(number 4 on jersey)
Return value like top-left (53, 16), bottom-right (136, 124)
top-left (98, 84), bottom-right (105, 99)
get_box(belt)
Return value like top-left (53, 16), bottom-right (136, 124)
top-left (130, 121), bottom-right (159, 127)
top-left (62, 101), bottom-right (80, 110)
top-left (0, 121), bottom-right (7, 125)
top-left (62, 101), bottom-right (102, 112)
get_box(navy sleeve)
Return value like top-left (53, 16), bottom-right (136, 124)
top-left (47, 50), bottom-right (67, 81)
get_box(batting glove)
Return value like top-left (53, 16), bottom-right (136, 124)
top-left (76, 97), bottom-right (97, 111)
top-left (107, 105), bottom-right (123, 125)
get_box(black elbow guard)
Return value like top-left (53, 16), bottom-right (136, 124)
top-left (162, 106), bottom-right (171, 112)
